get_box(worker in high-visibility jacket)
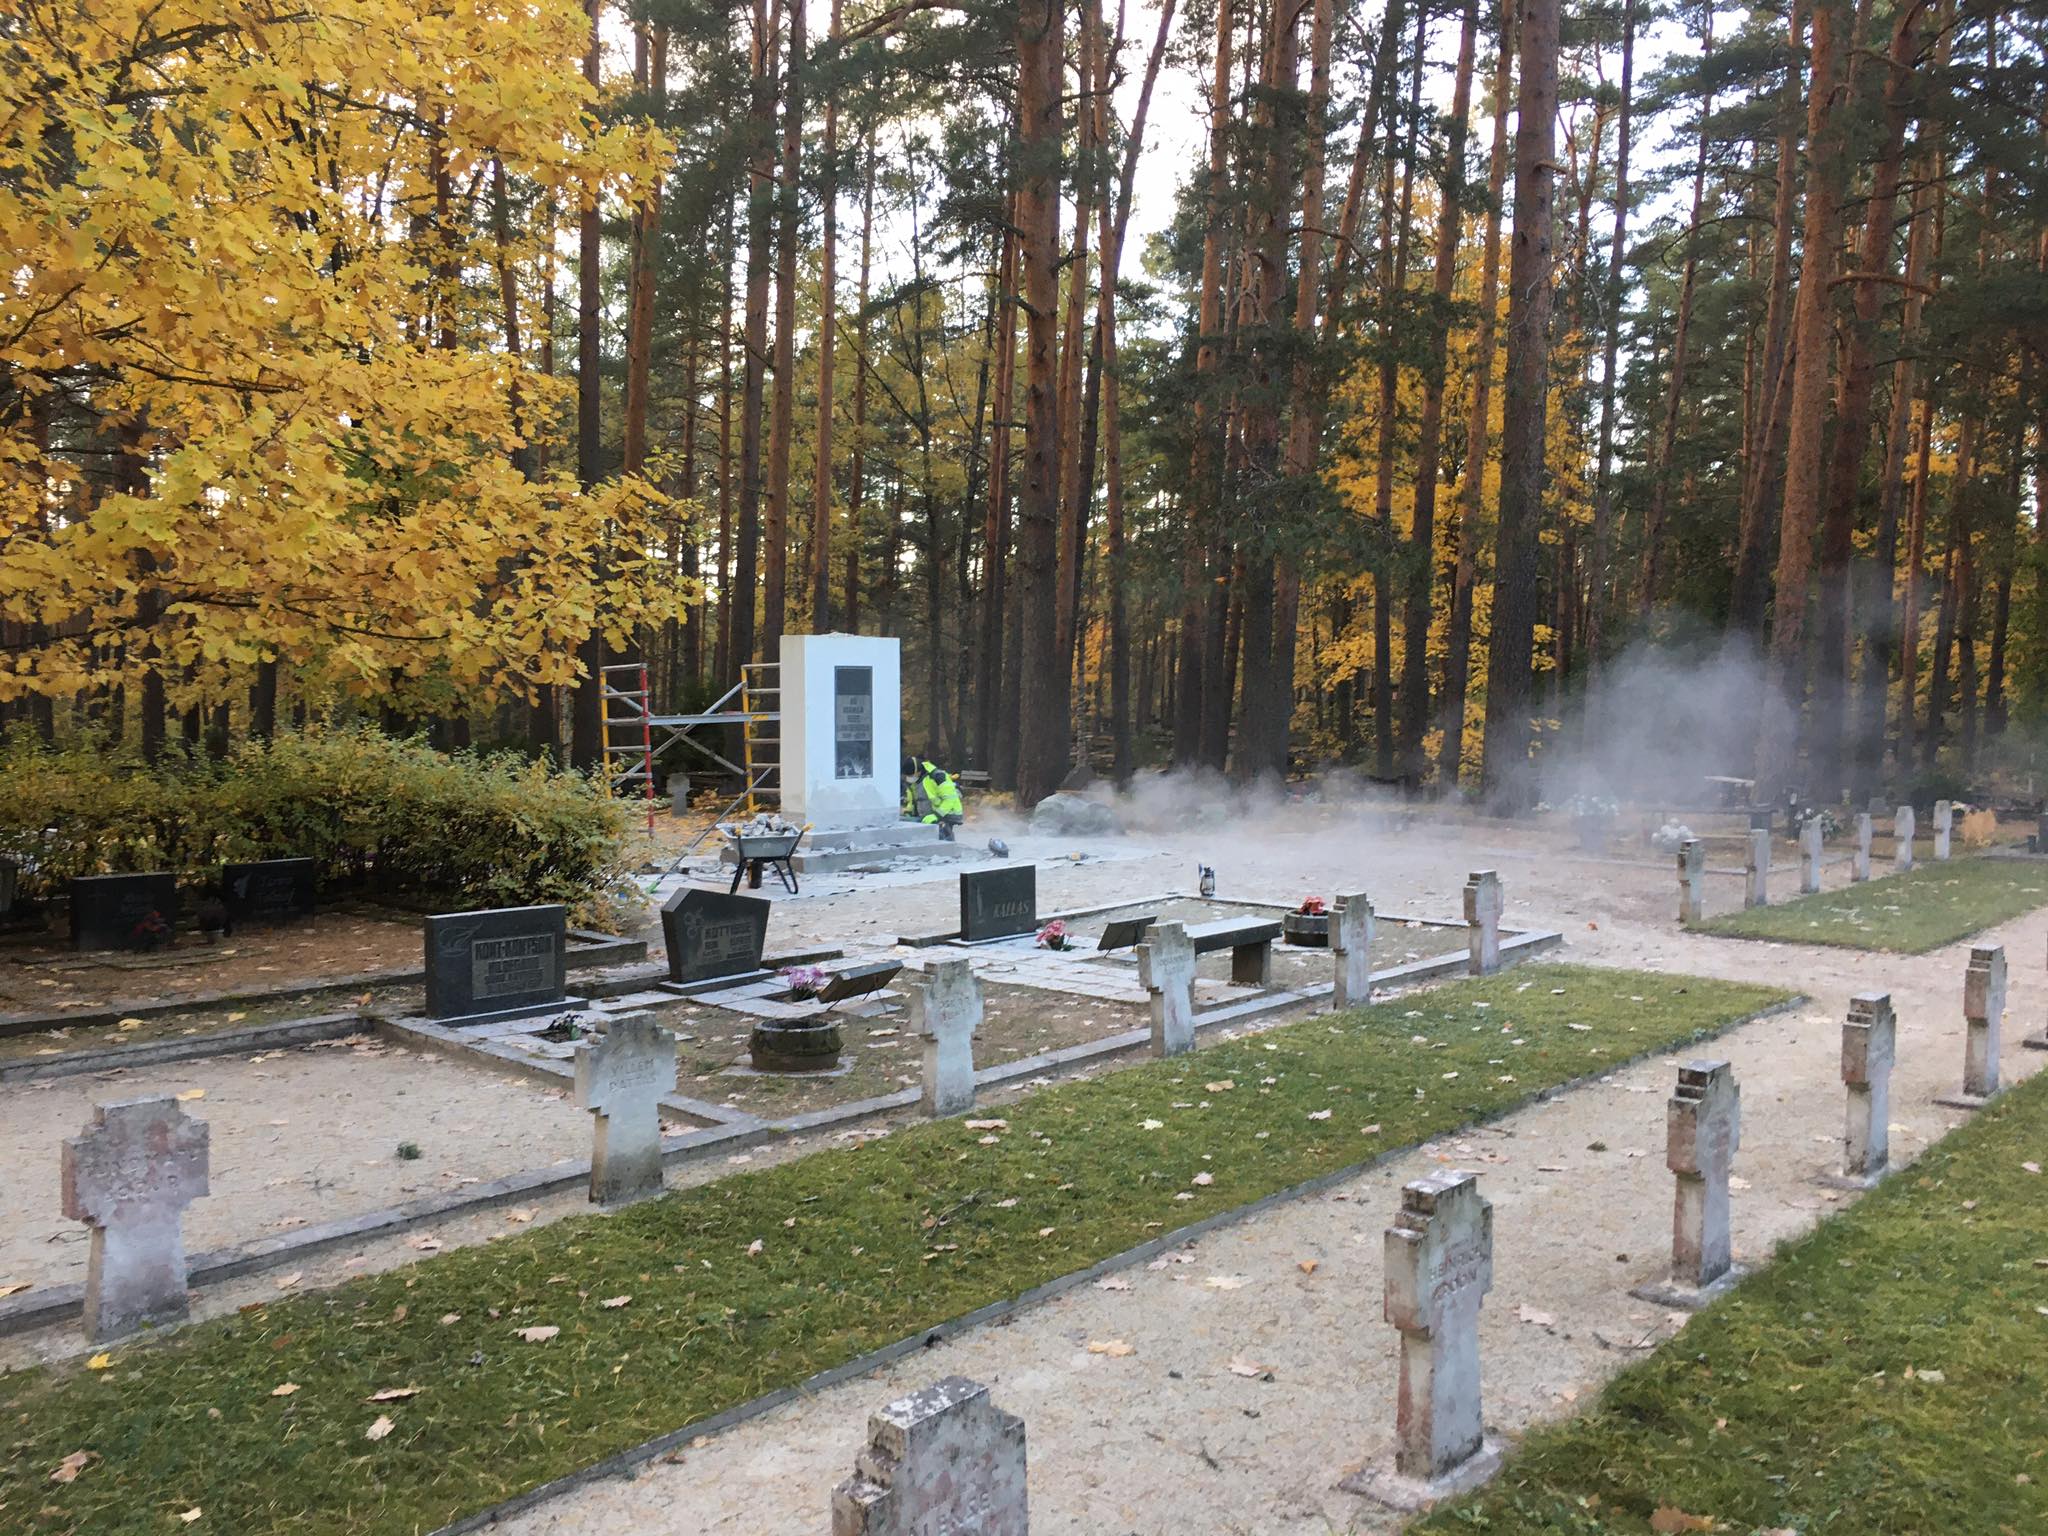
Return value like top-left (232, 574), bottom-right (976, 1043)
top-left (902, 754), bottom-right (966, 841)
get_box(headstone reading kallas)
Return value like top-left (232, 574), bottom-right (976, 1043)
top-left (831, 1376), bottom-right (1028, 1536)
top-left (1341, 1170), bottom-right (1501, 1508)
top-left (1894, 805), bottom-right (1916, 872)
top-left (424, 905), bottom-right (569, 1021)
top-left (1632, 1060), bottom-right (1744, 1308)
top-left (61, 1097), bottom-right (210, 1342)
top-left (959, 865), bottom-right (1036, 942)
top-left (1744, 828), bottom-right (1770, 909)
top-left (1938, 944), bottom-right (2006, 1109)
top-left (69, 872), bottom-right (178, 952)
top-left (1677, 839), bottom-right (1706, 925)
top-left (1799, 816), bottom-right (1823, 895)
top-left (662, 887), bottom-right (770, 984)
top-left (1332, 891), bottom-right (1374, 1007)
top-left (1853, 812), bottom-right (1873, 882)
top-left (1933, 799), bottom-right (1953, 861)
top-left (1137, 920), bottom-right (1198, 1056)
top-left (1462, 871), bottom-right (1503, 976)
top-left (1829, 992), bottom-right (1896, 1187)
top-left (911, 959), bottom-right (982, 1117)
top-left (221, 858), bottom-right (317, 927)
top-left (573, 1012), bottom-right (673, 1205)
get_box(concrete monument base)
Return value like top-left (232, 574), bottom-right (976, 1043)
top-left (442, 997), bottom-right (589, 1030)
top-left (1339, 1441), bottom-right (1505, 1510)
top-left (1630, 1265), bottom-right (1748, 1312)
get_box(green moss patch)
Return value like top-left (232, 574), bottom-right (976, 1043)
top-left (1417, 1060), bottom-right (2048, 1535)
top-left (3, 964), bottom-right (1785, 1535)
top-left (1699, 856), bottom-right (2048, 953)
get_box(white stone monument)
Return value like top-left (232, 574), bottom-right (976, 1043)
top-left (1462, 871), bottom-right (1502, 976)
top-left (832, 1376), bottom-right (1028, 1536)
top-left (573, 1012), bottom-right (674, 1205)
top-left (1342, 1170), bottom-right (1501, 1508)
top-left (2026, 932), bottom-right (2048, 1053)
top-left (1744, 828), bottom-right (1770, 909)
top-left (1332, 891), bottom-right (1374, 1008)
top-left (1137, 920), bottom-right (1197, 1056)
top-left (1799, 815), bottom-right (1823, 894)
top-left (1894, 805), bottom-right (1915, 872)
top-left (911, 958), bottom-right (982, 1117)
top-left (1632, 1060), bottom-right (1744, 1308)
top-left (62, 1097), bottom-right (210, 1342)
top-left (1933, 799), bottom-right (1953, 860)
top-left (1825, 992), bottom-right (1896, 1188)
top-left (1853, 812), bottom-right (1873, 882)
top-left (1677, 839), bottom-right (1706, 925)
top-left (1938, 944), bottom-right (2005, 1109)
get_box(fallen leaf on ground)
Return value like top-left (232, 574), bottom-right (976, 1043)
top-left (1728, 1176), bottom-right (1752, 1191)
top-left (1308, 1109), bottom-right (1332, 1121)
top-left (746, 1240), bottom-right (764, 1257)
top-left (1095, 1276), bottom-right (1132, 1292)
top-left (439, 1313), bottom-right (462, 1325)
top-left (505, 1208), bottom-right (535, 1224)
top-left (227, 1011), bottom-right (248, 1023)
top-left (1914, 1368), bottom-right (1946, 1384)
top-left (1648, 1507), bottom-right (1714, 1533)
top-left (1360, 1124), bottom-right (1380, 1135)
top-left (271, 1383), bottom-right (299, 1397)
top-left (49, 1450), bottom-right (94, 1483)
top-left (964, 1119), bottom-right (1008, 1130)
top-left (2024, 1162), bottom-right (2042, 1176)
top-left (514, 1325), bottom-right (560, 1343)
top-left (599, 1295), bottom-right (632, 1309)
top-left (366, 1386), bottom-right (421, 1403)
top-left (364, 1415), bottom-right (395, 1442)
top-left (117, 1017), bottom-right (145, 1030)
top-left (1204, 1081), bottom-right (1234, 1093)
top-left (1191, 1171), bottom-right (1214, 1187)
top-left (85, 1353), bottom-right (113, 1371)
top-left (405, 1235), bottom-right (442, 1252)
top-left (1203, 1275), bottom-right (1247, 1291)
top-left (176, 1088), bottom-right (206, 1102)
top-left (179, 1509), bottom-right (203, 1524)
top-left (1227, 1356), bottom-right (1274, 1380)
top-left (1038, 1226), bottom-right (1057, 1237)
top-left (1516, 1303), bottom-right (1557, 1328)
top-left (274, 1271), bottom-right (302, 1290)
top-left (1298, 1259), bottom-right (1319, 1275)
top-left (1140, 1118), bottom-right (1164, 1131)
top-left (1086, 1339), bottom-right (1135, 1357)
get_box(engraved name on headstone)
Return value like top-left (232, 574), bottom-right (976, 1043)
top-left (1332, 891), bottom-right (1374, 1008)
top-left (423, 905), bottom-right (569, 1020)
top-left (61, 1097), bottom-right (210, 1342)
top-left (1677, 839), bottom-right (1706, 925)
top-left (573, 1012), bottom-right (673, 1205)
top-left (1744, 828), bottom-right (1770, 909)
top-left (1852, 812), bottom-right (1873, 883)
top-left (1137, 920), bottom-right (1198, 1057)
top-left (1799, 816), bottom-right (1824, 895)
top-left (1633, 1060), bottom-right (1743, 1308)
top-left (1938, 944), bottom-right (2006, 1109)
top-left (1933, 799), bottom-right (1954, 861)
top-left (662, 887), bottom-right (770, 984)
top-left (221, 858), bottom-right (317, 927)
top-left (69, 872), bottom-right (179, 952)
top-left (959, 866), bottom-right (1037, 943)
top-left (911, 959), bottom-right (982, 1118)
top-left (832, 1376), bottom-right (1029, 1536)
top-left (1894, 805), bottom-right (1916, 872)
top-left (1462, 871), bottom-right (1503, 976)
top-left (1835, 992), bottom-right (1897, 1186)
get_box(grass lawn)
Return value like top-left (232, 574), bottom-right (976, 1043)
top-left (1417, 1055), bottom-right (2048, 1536)
top-left (1699, 855), bottom-right (2048, 953)
top-left (1, 964), bottom-right (1786, 1536)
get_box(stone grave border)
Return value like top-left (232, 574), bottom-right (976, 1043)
top-left (0, 926), bottom-right (646, 1039)
top-left (419, 990), bottom-right (1807, 1536)
top-left (0, 924), bottom-right (1556, 1344)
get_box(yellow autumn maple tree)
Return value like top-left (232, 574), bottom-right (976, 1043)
top-left (0, 0), bottom-right (685, 717)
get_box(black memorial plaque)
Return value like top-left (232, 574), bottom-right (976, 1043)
top-left (424, 904), bottom-right (568, 1019)
top-left (221, 858), bottom-right (317, 927)
top-left (835, 665), bottom-right (874, 780)
top-left (959, 865), bottom-right (1037, 942)
top-left (70, 873), bottom-right (179, 951)
top-left (815, 960), bottom-right (903, 1005)
top-left (662, 887), bottom-right (771, 984)
top-left (1097, 914), bottom-right (1158, 952)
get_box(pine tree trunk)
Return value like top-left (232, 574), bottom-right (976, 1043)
top-left (1583, 0), bottom-right (1633, 679)
top-left (845, 127), bottom-right (876, 633)
top-left (763, 0), bottom-right (805, 656)
top-left (571, 0), bottom-right (606, 771)
top-left (810, 0), bottom-right (841, 632)
top-left (621, 24), bottom-right (665, 480)
top-left (980, 208), bottom-right (1019, 778)
top-left (1053, 5), bottom-right (1099, 704)
top-left (735, 0), bottom-right (778, 670)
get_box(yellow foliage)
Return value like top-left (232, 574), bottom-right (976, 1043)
top-left (0, 0), bottom-right (684, 710)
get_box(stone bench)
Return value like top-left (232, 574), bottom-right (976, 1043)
top-left (1184, 917), bottom-right (1282, 987)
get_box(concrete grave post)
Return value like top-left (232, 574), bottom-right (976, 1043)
top-left (1799, 816), bottom-right (1824, 895)
top-left (1341, 1170), bottom-right (1501, 1508)
top-left (573, 1012), bottom-right (673, 1205)
top-left (832, 1376), bottom-right (1028, 1536)
top-left (1853, 813), bottom-right (1873, 882)
top-left (1894, 806), bottom-right (1916, 872)
top-left (1938, 944), bottom-right (2006, 1108)
top-left (1462, 872), bottom-right (1503, 976)
top-left (1933, 799), bottom-right (1954, 860)
top-left (910, 958), bottom-right (982, 1117)
top-left (1830, 993), bottom-right (1897, 1187)
top-left (2027, 931), bottom-right (2048, 1052)
top-left (1744, 828), bottom-right (1770, 909)
top-left (1332, 891), bottom-right (1374, 1008)
top-left (1632, 1061), bottom-right (1744, 1309)
top-left (1137, 921), bottom-right (1198, 1057)
top-left (1677, 839), bottom-right (1706, 925)
top-left (61, 1097), bottom-right (210, 1342)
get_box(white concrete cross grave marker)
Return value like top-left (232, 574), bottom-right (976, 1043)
top-left (1800, 815), bottom-right (1824, 894)
top-left (1933, 799), bottom-right (1954, 860)
top-left (1632, 1060), bottom-right (1744, 1309)
top-left (1137, 920), bottom-right (1198, 1057)
top-left (61, 1096), bottom-right (210, 1342)
top-left (1332, 891), bottom-right (1374, 1008)
top-left (1462, 871), bottom-right (1503, 976)
top-left (832, 1375), bottom-right (1029, 1536)
top-left (2027, 931), bottom-right (2048, 1053)
top-left (1677, 839), bottom-right (1706, 925)
top-left (1938, 944), bottom-right (2006, 1109)
top-left (1340, 1170), bottom-right (1502, 1510)
top-left (1895, 805), bottom-right (1916, 872)
top-left (1744, 828), bottom-right (1771, 909)
top-left (573, 1011), bottom-right (674, 1205)
top-left (911, 958), bottom-right (982, 1117)
top-left (1821, 993), bottom-right (1897, 1189)
top-left (1853, 812), bottom-right (1873, 882)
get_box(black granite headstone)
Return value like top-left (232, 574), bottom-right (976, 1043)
top-left (424, 905), bottom-right (568, 1019)
top-left (221, 858), bottom-right (317, 927)
top-left (960, 865), bottom-right (1036, 942)
top-left (70, 873), bottom-right (179, 951)
top-left (662, 887), bottom-right (771, 983)
top-left (1097, 914), bottom-right (1158, 952)
top-left (816, 960), bottom-right (903, 1004)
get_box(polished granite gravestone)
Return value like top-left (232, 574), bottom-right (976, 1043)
top-left (1096, 914), bottom-right (1158, 952)
top-left (816, 960), bottom-right (903, 1005)
top-left (959, 865), bottom-right (1036, 942)
top-left (70, 872), bottom-right (179, 952)
top-left (662, 887), bottom-right (771, 984)
top-left (424, 904), bottom-right (570, 1022)
top-left (221, 858), bottom-right (317, 927)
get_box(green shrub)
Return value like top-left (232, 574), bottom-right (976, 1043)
top-left (0, 729), bottom-right (632, 918)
